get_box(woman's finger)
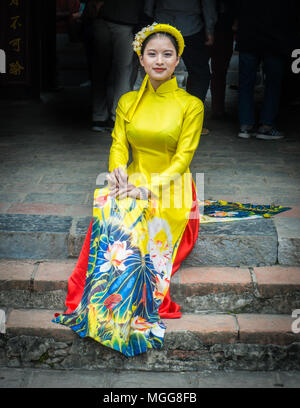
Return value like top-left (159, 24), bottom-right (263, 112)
top-left (118, 179), bottom-right (131, 191)
top-left (115, 167), bottom-right (127, 185)
top-left (108, 187), bottom-right (118, 196)
top-left (119, 168), bottom-right (128, 184)
top-left (107, 172), bottom-right (118, 187)
top-left (116, 188), bottom-right (129, 200)
top-left (127, 182), bottom-right (136, 191)
top-left (125, 188), bottom-right (139, 200)
top-left (117, 183), bottom-right (136, 199)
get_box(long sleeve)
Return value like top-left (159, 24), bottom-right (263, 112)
top-left (201, 0), bottom-right (217, 34)
top-left (145, 98), bottom-right (204, 197)
top-left (108, 97), bottom-right (129, 173)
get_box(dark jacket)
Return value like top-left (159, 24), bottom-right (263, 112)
top-left (215, 0), bottom-right (236, 30)
top-left (99, 0), bottom-right (144, 26)
top-left (145, 0), bottom-right (217, 37)
top-left (236, 0), bottom-right (298, 56)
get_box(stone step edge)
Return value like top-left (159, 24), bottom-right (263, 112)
top-left (1, 260), bottom-right (300, 298)
top-left (0, 214), bottom-right (286, 238)
top-left (3, 308), bottom-right (300, 346)
top-left (1, 214), bottom-right (299, 266)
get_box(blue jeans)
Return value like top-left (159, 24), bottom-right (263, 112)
top-left (238, 53), bottom-right (285, 126)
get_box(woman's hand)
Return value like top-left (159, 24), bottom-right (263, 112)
top-left (118, 187), bottom-right (150, 200)
top-left (116, 185), bottom-right (139, 200)
top-left (110, 167), bottom-right (128, 187)
top-left (107, 168), bottom-right (150, 200)
top-left (107, 167), bottom-right (128, 197)
top-left (107, 167), bottom-right (133, 199)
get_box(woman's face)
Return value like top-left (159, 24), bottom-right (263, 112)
top-left (139, 35), bottom-right (180, 90)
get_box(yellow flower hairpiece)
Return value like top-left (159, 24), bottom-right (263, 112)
top-left (132, 22), bottom-right (185, 56)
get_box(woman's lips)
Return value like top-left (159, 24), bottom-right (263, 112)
top-left (153, 68), bottom-right (166, 72)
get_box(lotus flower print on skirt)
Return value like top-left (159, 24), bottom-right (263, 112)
top-left (52, 187), bottom-right (178, 357)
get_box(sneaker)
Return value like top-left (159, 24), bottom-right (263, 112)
top-left (92, 121), bottom-right (108, 132)
top-left (238, 125), bottom-right (256, 139)
top-left (256, 126), bottom-right (284, 140)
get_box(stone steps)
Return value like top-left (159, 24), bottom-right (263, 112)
top-left (0, 213), bottom-right (299, 266)
top-left (172, 266), bottom-right (300, 314)
top-left (0, 260), bottom-right (300, 315)
top-left (1, 255), bottom-right (300, 372)
top-left (1, 308), bottom-right (300, 371)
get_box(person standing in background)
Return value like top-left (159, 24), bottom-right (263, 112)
top-left (236, 0), bottom-right (297, 140)
top-left (279, 2), bottom-right (300, 110)
top-left (91, 0), bottom-right (145, 132)
top-left (56, 0), bottom-right (81, 88)
top-left (79, 0), bottom-right (103, 87)
top-left (144, 0), bottom-right (217, 135)
top-left (209, 0), bottom-right (236, 120)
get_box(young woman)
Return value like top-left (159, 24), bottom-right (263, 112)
top-left (53, 23), bottom-right (204, 357)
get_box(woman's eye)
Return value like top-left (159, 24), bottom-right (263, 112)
top-left (147, 52), bottom-right (173, 57)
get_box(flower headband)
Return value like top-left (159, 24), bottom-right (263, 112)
top-left (132, 22), bottom-right (185, 56)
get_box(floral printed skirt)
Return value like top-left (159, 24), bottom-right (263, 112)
top-left (52, 185), bottom-right (290, 356)
top-left (52, 187), bottom-right (197, 357)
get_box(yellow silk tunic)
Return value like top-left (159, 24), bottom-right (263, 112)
top-left (108, 74), bottom-right (204, 261)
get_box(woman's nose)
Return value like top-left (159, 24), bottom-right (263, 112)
top-left (156, 54), bottom-right (163, 64)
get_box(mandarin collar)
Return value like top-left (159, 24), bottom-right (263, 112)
top-left (147, 76), bottom-right (178, 94)
top-left (124, 74), bottom-right (178, 123)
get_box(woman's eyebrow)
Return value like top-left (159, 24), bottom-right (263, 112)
top-left (146, 48), bottom-right (175, 52)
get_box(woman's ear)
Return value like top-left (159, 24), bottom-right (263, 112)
top-left (175, 56), bottom-right (180, 68)
top-left (139, 54), bottom-right (144, 67)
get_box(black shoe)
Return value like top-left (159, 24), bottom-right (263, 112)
top-left (256, 126), bottom-right (284, 140)
top-left (92, 121), bottom-right (108, 132)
